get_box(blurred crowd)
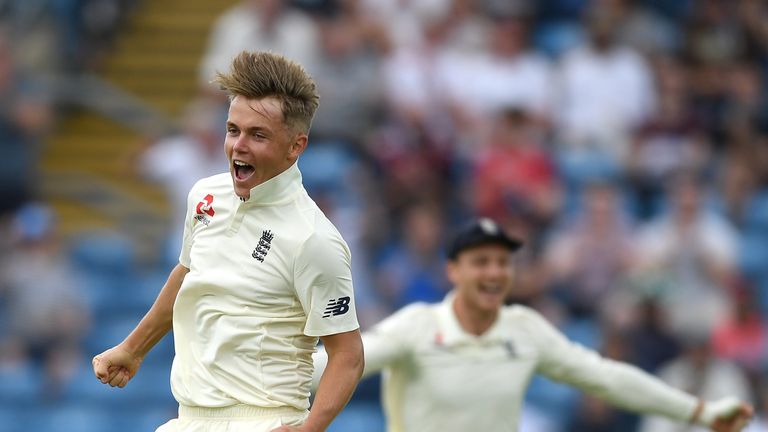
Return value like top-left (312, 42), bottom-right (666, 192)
top-left (2, 0), bottom-right (768, 431)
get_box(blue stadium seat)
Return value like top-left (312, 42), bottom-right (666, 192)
top-left (68, 231), bottom-right (144, 317)
top-left (113, 362), bottom-right (175, 406)
top-left (61, 362), bottom-right (128, 405)
top-left (298, 143), bottom-right (359, 207)
top-left (141, 333), bottom-right (175, 368)
top-left (0, 405), bottom-right (28, 432)
top-left (68, 231), bottom-right (136, 277)
top-left (110, 406), bottom-right (177, 432)
top-left (562, 318), bottom-right (602, 351)
top-left (62, 360), bottom-right (174, 407)
top-left (28, 404), bottom-right (112, 432)
top-left (743, 190), bottom-right (768, 231)
top-left (533, 21), bottom-right (586, 58)
top-left (526, 376), bottom-right (580, 427)
top-left (83, 314), bottom-right (142, 356)
top-left (738, 232), bottom-right (768, 281)
top-left (327, 401), bottom-right (385, 432)
top-left (0, 362), bottom-right (41, 403)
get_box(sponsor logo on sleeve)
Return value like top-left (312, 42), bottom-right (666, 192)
top-left (194, 194), bottom-right (215, 225)
top-left (323, 296), bottom-right (351, 318)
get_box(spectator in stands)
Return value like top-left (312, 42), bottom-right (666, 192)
top-left (136, 97), bottom-right (227, 248)
top-left (198, 0), bottom-right (319, 93)
top-left (439, 7), bottom-right (556, 133)
top-left (0, 32), bottom-right (52, 217)
top-left (471, 107), bottom-right (560, 231)
top-left (374, 202), bottom-right (448, 310)
top-left (683, 0), bottom-right (746, 146)
top-left (555, 5), bottom-right (656, 172)
top-left (622, 297), bottom-right (682, 374)
top-left (303, 8), bottom-right (384, 146)
top-left (597, 0), bottom-right (683, 56)
top-left (639, 329), bottom-right (754, 432)
top-left (0, 203), bottom-right (89, 396)
top-left (718, 119), bottom-right (768, 228)
top-left (711, 279), bottom-right (767, 376)
top-left (544, 180), bottom-right (633, 319)
top-left (633, 173), bottom-right (739, 339)
top-left (626, 56), bottom-right (710, 220)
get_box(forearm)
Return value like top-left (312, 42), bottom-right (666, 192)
top-left (587, 360), bottom-right (698, 422)
top-left (533, 312), bottom-right (749, 428)
top-left (122, 263), bottom-right (188, 357)
top-left (542, 340), bottom-right (697, 422)
top-left (306, 336), bottom-right (364, 432)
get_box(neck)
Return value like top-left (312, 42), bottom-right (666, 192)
top-left (452, 295), bottom-right (498, 336)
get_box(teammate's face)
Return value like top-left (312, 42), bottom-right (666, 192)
top-left (224, 95), bottom-right (307, 199)
top-left (447, 244), bottom-right (514, 314)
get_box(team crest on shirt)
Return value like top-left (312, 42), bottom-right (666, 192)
top-left (194, 194), bottom-right (215, 226)
top-left (503, 339), bottom-right (518, 358)
top-left (252, 230), bottom-right (274, 262)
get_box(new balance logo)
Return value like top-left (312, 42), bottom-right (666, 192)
top-left (323, 296), bottom-right (351, 318)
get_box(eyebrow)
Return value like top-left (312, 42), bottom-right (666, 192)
top-left (226, 122), bottom-right (272, 135)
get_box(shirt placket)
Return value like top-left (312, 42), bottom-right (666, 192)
top-left (227, 199), bottom-right (248, 236)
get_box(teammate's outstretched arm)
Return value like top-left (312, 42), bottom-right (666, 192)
top-left (92, 263), bottom-right (189, 388)
top-left (530, 308), bottom-right (754, 431)
top-left (274, 329), bottom-right (364, 432)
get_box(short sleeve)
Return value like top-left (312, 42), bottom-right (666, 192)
top-left (178, 184), bottom-right (198, 267)
top-left (294, 229), bottom-right (359, 337)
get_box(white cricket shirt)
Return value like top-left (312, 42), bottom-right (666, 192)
top-left (316, 292), bottom-right (698, 432)
top-left (171, 163), bottom-right (359, 410)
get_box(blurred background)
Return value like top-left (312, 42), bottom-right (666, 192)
top-left (0, 0), bottom-right (767, 431)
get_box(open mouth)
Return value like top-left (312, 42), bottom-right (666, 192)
top-left (479, 284), bottom-right (503, 295)
top-left (233, 160), bottom-right (255, 181)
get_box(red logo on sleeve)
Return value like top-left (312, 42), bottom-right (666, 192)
top-left (196, 194), bottom-right (215, 216)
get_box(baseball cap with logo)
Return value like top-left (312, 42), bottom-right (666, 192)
top-left (446, 218), bottom-right (524, 260)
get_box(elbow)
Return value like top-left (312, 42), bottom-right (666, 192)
top-left (356, 348), bottom-right (365, 379)
top-left (350, 339), bottom-right (365, 380)
top-left (348, 329), bottom-right (365, 379)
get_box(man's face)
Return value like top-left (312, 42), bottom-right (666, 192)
top-left (447, 244), bottom-right (515, 314)
top-left (224, 95), bottom-right (307, 199)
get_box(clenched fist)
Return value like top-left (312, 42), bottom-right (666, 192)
top-left (92, 345), bottom-right (143, 388)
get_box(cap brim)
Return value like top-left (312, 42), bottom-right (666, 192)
top-left (448, 236), bottom-right (524, 259)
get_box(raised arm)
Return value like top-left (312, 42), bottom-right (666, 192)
top-left (92, 263), bottom-right (188, 388)
top-left (529, 310), bottom-right (754, 430)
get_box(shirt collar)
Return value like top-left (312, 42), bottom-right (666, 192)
top-left (436, 291), bottom-right (508, 347)
top-left (240, 162), bottom-right (303, 205)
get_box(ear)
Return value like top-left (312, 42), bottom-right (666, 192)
top-left (289, 133), bottom-right (308, 159)
top-left (445, 260), bottom-right (459, 285)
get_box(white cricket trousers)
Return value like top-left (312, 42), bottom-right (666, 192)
top-left (155, 404), bottom-right (309, 432)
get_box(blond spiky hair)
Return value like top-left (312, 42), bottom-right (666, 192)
top-left (213, 51), bottom-right (320, 133)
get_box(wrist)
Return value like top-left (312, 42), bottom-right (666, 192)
top-left (299, 415), bottom-right (327, 432)
top-left (694, 396), bottom-right (745, 426)
top-left (689, 399), bottom-right (705, 425)
top-left (118, 339), bottom-right (145, 360)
